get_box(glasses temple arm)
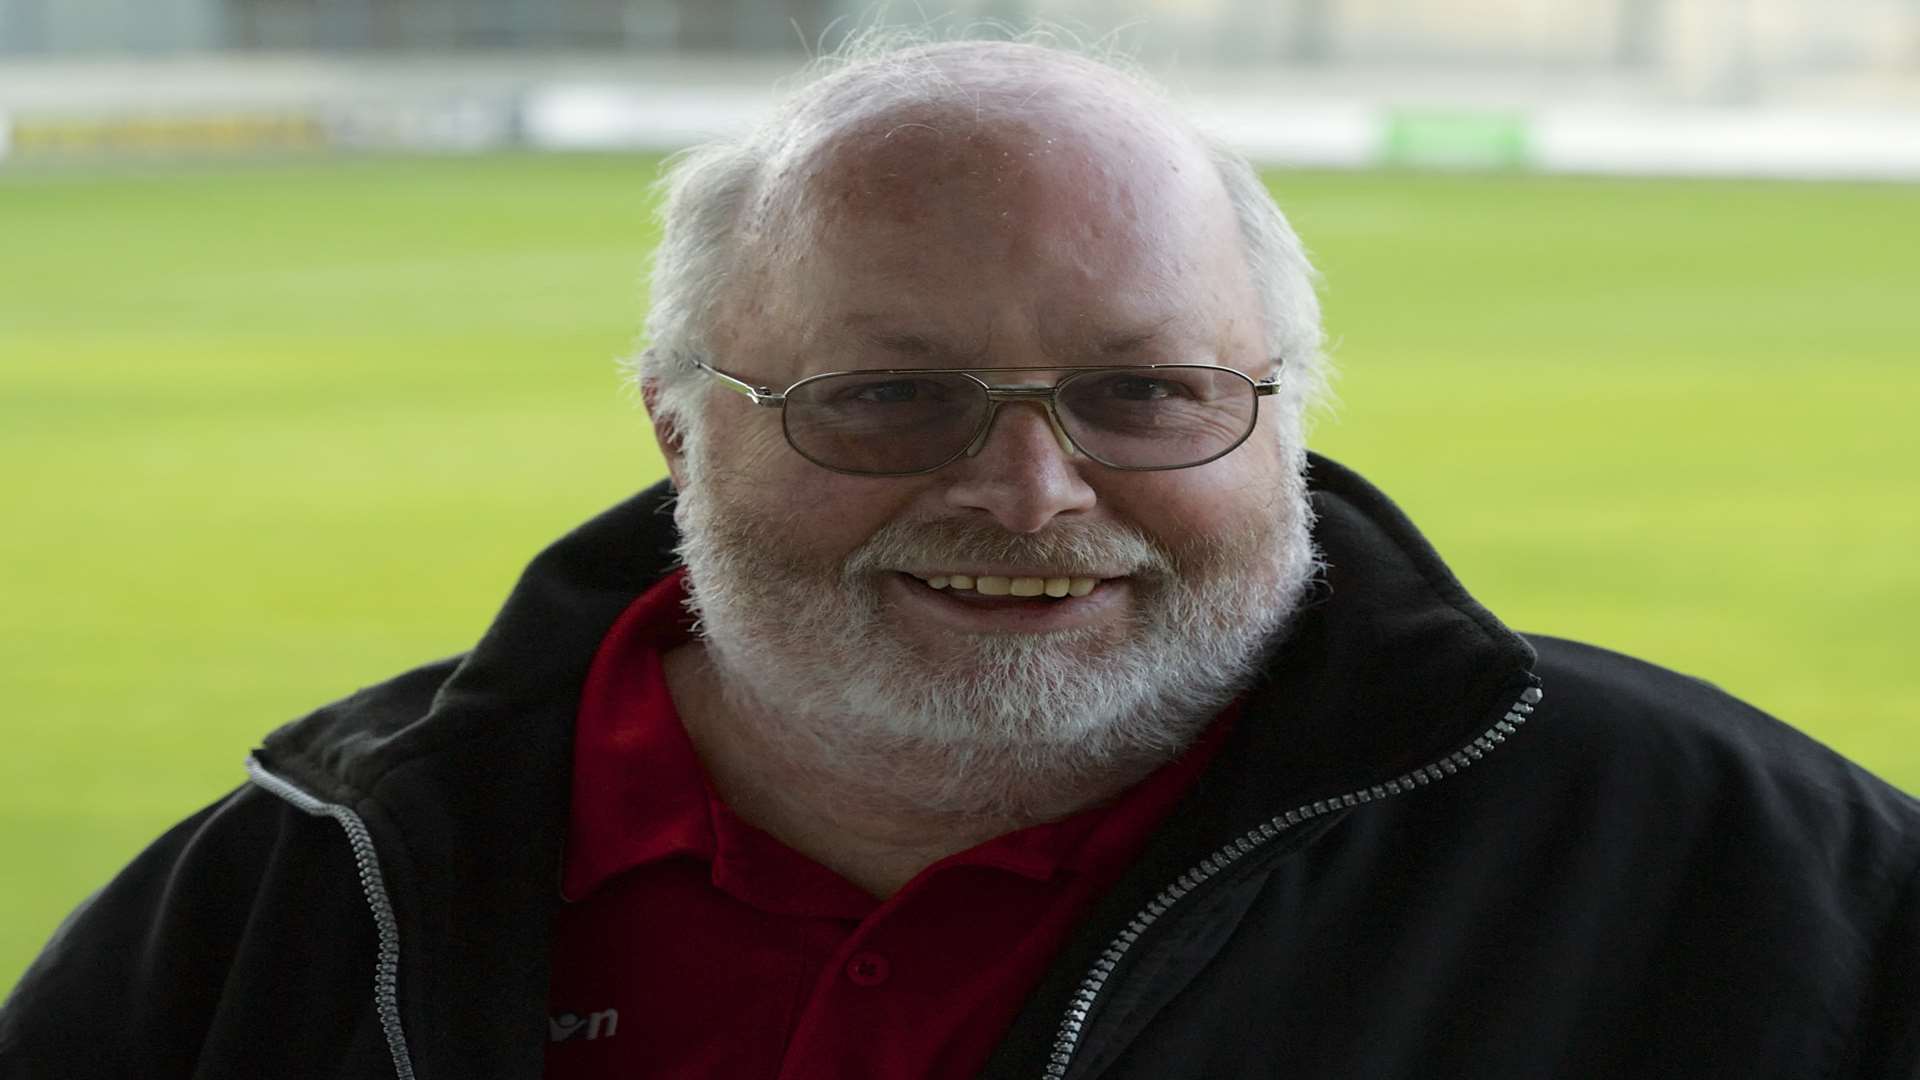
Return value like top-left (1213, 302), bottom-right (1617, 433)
top-left (693, 359), bottom-right (786, 407)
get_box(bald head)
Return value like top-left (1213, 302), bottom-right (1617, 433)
top-left (713, 48), bottom-right (1253, 368)
top-left (750, 42), bottom-right (1221, 234)
top-left (641, 37), bottom-right (1325, 453)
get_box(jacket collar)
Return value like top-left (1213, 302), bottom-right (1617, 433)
top-left (985, 454), bottom-right (1539, 1076)
top-left (254, 452), bottom-right (1535, 1078)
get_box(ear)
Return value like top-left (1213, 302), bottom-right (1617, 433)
top-left (639, 375), bottom-right (691, 492)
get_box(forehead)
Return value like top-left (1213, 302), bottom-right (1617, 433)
top-left (737, 88), bottom-right (1258, 368)
top-left (781, 97), bottom-right (1229, 271)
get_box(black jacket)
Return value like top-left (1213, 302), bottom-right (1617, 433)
top-left (4, 456), bottom-right (1916, 1079)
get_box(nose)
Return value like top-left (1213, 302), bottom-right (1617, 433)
top-left (941, 401), bottom-right (1097, 533)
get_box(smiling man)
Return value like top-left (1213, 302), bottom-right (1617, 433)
top-left (652, 58), bottom-right (1317, 888)
top-left (4, 37), bottom-right (1917, 1080)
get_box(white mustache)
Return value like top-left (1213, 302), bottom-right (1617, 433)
top-left (842, 517), bottom-right (1175, 582)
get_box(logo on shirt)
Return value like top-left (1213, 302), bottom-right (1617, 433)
top-left (549, 1008), bottom-right (620, 1043)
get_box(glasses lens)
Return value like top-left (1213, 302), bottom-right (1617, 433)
top-left (1056, 367), bottom-right (1258, 469)
top-left (784, 371), bottom-right (989, 475)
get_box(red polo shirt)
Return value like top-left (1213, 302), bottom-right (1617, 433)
top-left (547, 569), bottom-right (1230, 1079)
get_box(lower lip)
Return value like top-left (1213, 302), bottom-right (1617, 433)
top-left (883, 573), bottom-right (1127, 632)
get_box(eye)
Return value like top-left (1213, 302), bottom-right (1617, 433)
top-left (1092, 374), bottom-right (1192, 402)
top-left (816, 376), bottom-right (967, 408)
top-left (850, 379), bottom-right (924, 404)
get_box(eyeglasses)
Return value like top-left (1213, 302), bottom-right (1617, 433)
top-left (690, 358), bottom-right (1284, 476)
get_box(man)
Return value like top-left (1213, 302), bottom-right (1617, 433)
top-left (3, 37), bottom-right (1915, 1080)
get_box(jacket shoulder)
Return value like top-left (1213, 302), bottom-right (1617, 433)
top-left (1520, 633), bottom-right (1918, 962)
top-left (0, 657), bottom-right (464, 1079)
top-left (1519, 634), bottom-right (1920, 1074)
top-left (0, 782), bottom-right (394, 1078)
top-left (257, 654), bottom-right (465, 799)
top-left (1524, 633), bottom-right (1914, 819)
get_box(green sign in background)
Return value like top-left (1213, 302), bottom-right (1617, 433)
top-left (1382, 107), bottom-right (1534, 170)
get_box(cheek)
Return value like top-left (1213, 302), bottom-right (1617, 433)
top-left (713, 452), bottom-right (932, 560)
top-left (1108, 441), bottom-right (1293, 539)
top-left (708, 394), bottom-right (790, 469)
top-left (778, 478), bottom-right (900, 549)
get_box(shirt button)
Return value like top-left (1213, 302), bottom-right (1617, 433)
top-left (845, 951), bottom-right (891, 987)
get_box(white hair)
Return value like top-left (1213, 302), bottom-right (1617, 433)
top-left (629, 30), bottom-right (1329, 459)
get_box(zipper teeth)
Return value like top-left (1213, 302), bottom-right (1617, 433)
top-left (1041, 683), bottom-right (1544, 1080)
top-left (245, 757), bottom-right (419, 1080)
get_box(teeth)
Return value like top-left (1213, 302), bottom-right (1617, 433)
top-left (912, 572), bottom-right (1104, 600)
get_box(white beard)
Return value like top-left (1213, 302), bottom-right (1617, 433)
top-left (671, 459), bottom-right (1319, 822)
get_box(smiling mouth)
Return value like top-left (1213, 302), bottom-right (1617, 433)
top-left (906, 572), bottom-right (1104, 600)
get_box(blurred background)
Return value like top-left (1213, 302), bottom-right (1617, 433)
top-left (6, 0), bottom-right (1920, 172)
top-left (3, 1), bottom-right (1916, 992)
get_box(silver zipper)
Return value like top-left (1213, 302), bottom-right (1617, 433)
top-left (1041, 683), bottom-right (1544, 1080)
top-left (245, 756), bottom-right (419, 1080)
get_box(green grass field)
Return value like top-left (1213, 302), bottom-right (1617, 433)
top-left (2, 154), bottom-right (1915, 991)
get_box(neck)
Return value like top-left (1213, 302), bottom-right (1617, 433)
top-left (661, 641), bottom-right (1166, 897)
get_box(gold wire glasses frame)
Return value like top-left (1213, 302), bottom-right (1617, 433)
top-left (690, 357), bottom-right (1285, 477)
